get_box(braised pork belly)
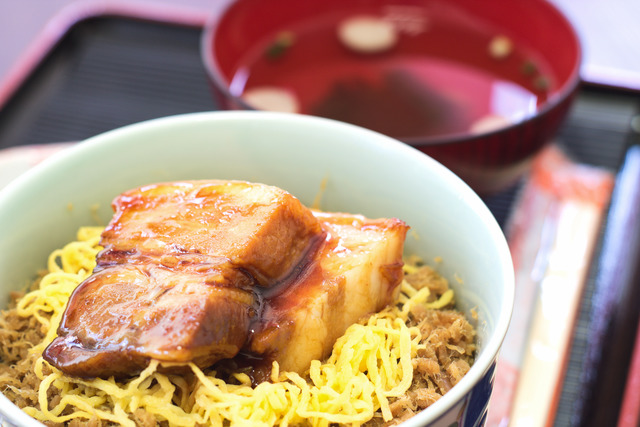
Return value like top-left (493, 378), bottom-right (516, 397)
top-left (43, 181), bottom-right (408, 379)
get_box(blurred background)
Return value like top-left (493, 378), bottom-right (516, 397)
top-left (0, 0), bottom-right (639, 89)
top-left (1, 1), bottom-right (640, 426)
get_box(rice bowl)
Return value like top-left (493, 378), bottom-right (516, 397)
top-left (0, 111), bottom-right (513, 427)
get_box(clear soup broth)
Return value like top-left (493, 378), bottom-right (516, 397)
top-left (228, 7), bottom-right (553, 140)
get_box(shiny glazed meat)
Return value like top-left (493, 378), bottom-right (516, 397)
top-left (43, 181), bottom-right (408, 379)
top-left (249, 211), bottom-right (408, 377)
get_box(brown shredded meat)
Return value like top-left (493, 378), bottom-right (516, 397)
top-left (0, 290), bottom-right (47, 410)
top-left (1, 262), bottom-right (475, 427)
top-left (364, 263), bottom-right (476, 426)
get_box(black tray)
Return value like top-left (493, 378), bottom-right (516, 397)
top-left (0, 11), bottom-right (638, 426)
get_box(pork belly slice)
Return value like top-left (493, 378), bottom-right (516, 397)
top-left (249, 211), bottom-right (408, 376)
top-left (43, 180), bottom-right (324, 378)
top-left (44, 264), bottom-right (257, 378)
top-left (99, 180), bottom-right (323, 285)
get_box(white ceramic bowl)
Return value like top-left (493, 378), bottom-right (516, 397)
top-left (0, 111), bottom-right (513, 427)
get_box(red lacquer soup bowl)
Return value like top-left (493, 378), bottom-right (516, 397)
top-left (202, 0), bottom-right (581, 194)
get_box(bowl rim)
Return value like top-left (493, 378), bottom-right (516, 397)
top-left (0, 111), bottom-right (514, 426)
top-left (200, 0), bottom-right (582, 148)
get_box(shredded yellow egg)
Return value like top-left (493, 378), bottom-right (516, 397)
top-left (15, 227), bottom-right (456, 427)
top-left (15, 226), bottom-right (103, 353)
